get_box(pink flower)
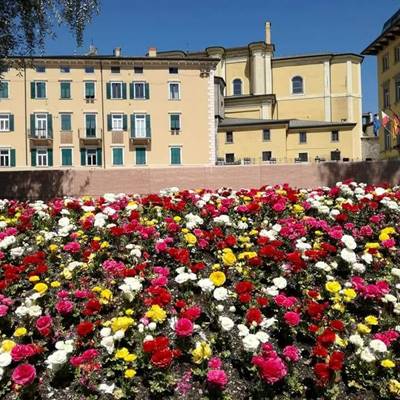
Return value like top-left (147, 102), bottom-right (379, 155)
top-left (55, 300), bottom-right (74, 315)
top-left (208, 357), bottom-right (222, 369)
top-left (207, 369), bottom-right (228, 388)
top-left (0, 305), bottom-right (8, 316)
top-left (382, 238), bottom-right (396, 248)
top-left (11, 344), bottom-right (37, 362)
top-left (284, 311), bottom-right (301, 326)
top-left (11, 364), bottom-right (36, 385)
top-left (252, 355), bottom-right (287, 384)
top-left (63, 241), bottom-right (81, 253)
top-left (36, 315), bottom-right (52, 336)
top-left (175, 318), bottom-right (193, 337)
top-left (283, 345), bottom-right (301, 362)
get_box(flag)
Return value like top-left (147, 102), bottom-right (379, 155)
top-left (391, 111), bottom-right (400, 136)
top-left (381, 111), bottom-right (390, 127)
top-left (373, 114), bottom-right (380, 136)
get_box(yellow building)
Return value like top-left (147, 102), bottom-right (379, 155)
top-left (362, 9), bottom-right (400, 159)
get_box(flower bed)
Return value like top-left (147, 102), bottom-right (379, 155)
top-left (0, 182), bottom-right (400, 399)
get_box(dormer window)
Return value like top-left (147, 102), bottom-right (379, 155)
top-left (233, 79), bottom-right (242, 96)
top-left (292, 76), bottom-right (304, 94)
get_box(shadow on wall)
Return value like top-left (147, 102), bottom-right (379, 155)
top-left (318, 161), bottom-right (400, 186)
top-left (0, 170), bottom-right (90, 200)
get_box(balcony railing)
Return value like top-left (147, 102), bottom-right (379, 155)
top-left (79, 128), bottom-right (102, 145)
top-left (130, 130), bottom-right (151, 144)
top-left (29, 129), bottom-right (53, 146)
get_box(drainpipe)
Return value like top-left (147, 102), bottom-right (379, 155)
top-left (100, 61), bottom-right (106, 169)
top-left (24, 60), bottom-right (28, 166)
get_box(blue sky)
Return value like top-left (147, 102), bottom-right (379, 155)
top-left (45, 0), bottom-right (400, 113)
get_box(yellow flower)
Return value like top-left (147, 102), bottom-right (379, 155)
top-left (357, 323), bottom-right (371, 334)
top-left (192, 341), bottom-right (212, 364)
top-left (238, 251), bottom-right (257, 260)
top-left (381, 359), bottom-right (396, 368)
top-left (325, 281), bottom-right (341, 293)
top-left (62, 269), bottom-right (73, 280)
top-left (364, 315), bottom-right (378, 326)
top-left (379, 227), bottom-right (395, 242)
top-left (111, 317), bottom-right (134, 333)
top-left (335, 336), bottom-right (348, 347)
top-left (49, 244), bottom-right (58, 252)
top-left (100, 241), bottom-right (109, 249)
top-left (181, 228), bottom-right (189, 234)
top-left (115, 348), bottom-right (130, 359)
top-left (124, 353), bottom-right (137, 363)
top-left (388, 379), bottom-right (400, 395)
top-left (173, 216), bottom-right (181, 223)
top-left (101, 289), bottom-right (113, 301)
top-left (1, 340), bottom-right (16, 352)
top-left (184, 233), bottom-right (197, 245)
top-left (93, 236), bottom-right (101, 241)
top-left (222, 249), bottom-right (237, 266)
top-left (92, 286), bottom-right (102, 292)
top-left (14, 327), bottom-right (27, 337)
top-left (365, 242), bottom-right (380, 249)
top-left (293, 204), bottom-right (304, 213)
top-left (209, 271), bottom-right (226, 287)
top-left (145, 305), bottom-right (167, 322)
top-left (342, 288), bottom-right (357, 302)
top-left (51, 281), bottom-right (61, 288)
top-left (29, 275), bottom-right (40, 283)
top-left (33, 282), bottom-right (48, 294)
top-left (124, 369), bottom-right (136, 379)
top-left (125, 309), bottom-right (134, 316)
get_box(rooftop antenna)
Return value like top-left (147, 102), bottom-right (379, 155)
top-left (86, 39), bottom-right (98, 56)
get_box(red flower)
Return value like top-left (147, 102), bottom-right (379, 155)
top-left (256, 296), bottom-right (269, 307)
top-left (181, 305), bottom-right (202, 321)
top-left (175, 318), bottom-right (194, 337)
top-left (317, 328), bottom-right (336, 346)
top-left (239, 293), bottom-right (252, 303)
top-left (283, 311), bottom-right (301, 326)
top-left (76, 321), bottom-right (94, 337)
top-left (314, 362), bottom-right (331, 384)
top-left (151, 348), bottom-right (173, 368)
top-left (329, 351), bottom-right (344, 371)
top-left (83, 299), bottom-right (101, 316)
top-left (143, 336), bottom-right (169, 353)
top-left (246, 307), bottom-right (263, 325)
top-left (235, 281), bottom-right (253, 294)
top-left (11, 364), bottom-right (36, 386)
top-left (313, 344), bottom-right (329, 358)
top-left (35, 315), bottom-right (52, 337)
top-left (330, 320), bottom-right (345, 331)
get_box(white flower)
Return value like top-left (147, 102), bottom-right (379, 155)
top-left (94, 213), bottom-right (108, 227)
top-left (237, 221), bottom-right (248, 230)
top-left (55, 340), bottom-right (74, 354)
top-left (213, 287), bottom-right (228, 301)
top-left (349, 334), bottom-right (364, 347)
top-left (100, 336), bottom-right (115, 354)
top-left (360, 347), bottom-right (376, 362)
top-left (383, 294), bottom-right (397, 303)
top-left (340, 248), bottom-right (357, 264)
top-left (229, 306), bottom-right (236, 312)
top-left (265, 286), bottom-right (279, 296)
top-left (260, 317), bottom-right (277, 329)
top-left (28, 305), bottom-right (42, 317)
top-left (375, 187), bottom-right (386, 196)
top-left (242, 334), bottom-right (260, 352)
top-left (391, 268), bottom-right (400, 278)
top-left (0, 235), bottom-right (16, 249)
top-left (113, 330), bottom-right (125, 340)
top-left (272, 277), bottom-right (287, 289)
top-left (369, 339), bottom-right (387, 353)
top-left (148, 322), bottom-right (157, 331)
top-left (100, 327), bottom-right (112, 337)
top-left (15, 305), bottom-right (29, 317)
top-left (216, 305), bottom-right (224, 312)
top-left (361, 253), bottom-right (373, 264)
top-left (58, 217), bottom-right (70, 227)
top-left (10, 246), bottom-right (24, 258)
top-left (237, 324), bottom-right (249, 337)
top-left (0, 353), bottom-right (12, 367)
top-left (255, 331), bottom-right (270, 343)
top-left (122, 277), bottom-right (142, 292)
top-left (352, 263), bottom-right (366, 273)
top-left (46, 350), bottom-right (68, 371)
top-left (175, 272), bottom-right (191, 284)
top-left (198, 278), bottom-right (215, 292)
top-left (341, 234), bottom-right (357, 250)
top-left (98, 383), bottom-right (116, 394)
top-left (219, 316), bottom-right (234, 331)
top-left (213, 215), bottom-right (231, 226)
top-left (315, 261), bottom-right (331, 272)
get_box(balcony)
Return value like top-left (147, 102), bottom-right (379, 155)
top-left (130, 131), bottom-right (151, 145)
top-left (79, 128), bottom-right (102, 146)
top-left (29, 129), bottom-right (53, 146)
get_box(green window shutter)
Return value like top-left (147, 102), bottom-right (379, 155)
top-left (96, 148), bottom-right (102, 166)
top-left (61, 114), bottom-right (71, 131)
top-left (129, 83), bottom-right (134, 99)
top-left (9, 114), bottom-right (14, 131)
top-left (145, 83), bottom-right (150, 99)
top-left (136, 147), bottom-right (146, 165)
top-left (113, 148), bottom-right (123, 165)
top-left (10, 149), bottom-right (16, 167)
top-left (31, 82), bottom-right (36, 98)
top-left (0, 82), bottom-right (8, 98)
top-left (48, 148), bottom-right (53, 166)
top-left (171, 114), bottom-right (180, 130)
top-left (60, 82), bottom-right (70, 98)
top-left (123, 115), bottom-right (128, 131)
top-left (122, 83), bottom-right (127, 99)
top-left (171, 147), bottom-right (181, 165)
top-left (130, 114), bottom-right (135, 137)
top-left (62, 149), bottom-right (72, 166)
top-left (31, 149), bottom-right (37, 167)
top-left (47, 114), bottom-right (53, 137)
top-left (106, 82), bottom-right (111, 99)
top-left (146, 114), bottom-right (151, 137)
top-left (107, 114), bottom-right (112, 131)
top-left (30, 114), bottom-right (35, 136)
top-left (80, 148), bottom-right (86, 166)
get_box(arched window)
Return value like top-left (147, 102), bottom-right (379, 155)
top-left (233, 79), bottom-right (242, 96)
top-left (292, 76), bottom-right (304, 94)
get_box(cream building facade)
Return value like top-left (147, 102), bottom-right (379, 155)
top-left (363, 9), bottom-right (400, 159)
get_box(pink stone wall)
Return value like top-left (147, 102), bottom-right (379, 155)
top-left (1, 161), bottom-right (399, 199)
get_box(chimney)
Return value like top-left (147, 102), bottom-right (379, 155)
top-left (265, 21), bottom-right (272, 45)
top-left (148, 47), bottom-right (157, 57)
top-left (113, 47), bottom-right (122, 57)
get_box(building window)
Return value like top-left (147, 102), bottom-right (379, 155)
top-left (226, 131), bottom-right (233, 143)
top-left (85, 66), bottom-right (95, 73)
top-left (263, 129), bottom-right (271, 141)
top-left (112, 147), bottom-right (124, 166)
top-left (32, 81), bottom-right (46, 99)
top-left (0, 81), bottom-right (9, 98)
top-left (169, 82), bottom-right (180, 100)
top-left (133, 82), bottom-right (145, 99)
top-left (135, 114), bottom-right (146, 137)
top-left (60, 81), bottom-right (71, 99)
top-left (0, 114), bottom-right (10, 132)
top-left (170, 114), bottom-right (181, 131)
top-left (383, 86), bottom-right (390, 109)
top-left (299, 131), bottom-right (307, 143)
top-left (395, 47), bottom-right (400, 64)
top-left (225, 153), bottom-right (235, 163)
top-left (85, 114), bottom-right (96, 137)
top-left (383, 54), bottom-right (389, 72)
top-left (134, 66), bottom-right (143, 74)
top-left (298, 152), bottom-right (308, 162)
top-left (292, 76), bottom-right (304, 94)
top-left (60, 113), bottom-right (72, 131)
top-left (85, 82), bottom-right (95, 99)
top-left (112, 114), bottom-right (123, 131)
top-left (111, 66), bottom-right (120, 74)
top-left (169, 67), bottom-right (179, 74)
top-left (111, 82), bottom-right (123, 99)
top-left (331, 130), bottom-right (339, 142)
top-left (170, 147), bottom-right (182, 165)
top-left (262, 151), bottom-right (272, 161)
top-left (396, 79), bottom-right (400, 103)
top-left (61, 148), bottom-right (73, 166)
top-left (331, 150), bottom-right (341, 161)
top-left (35, 114), bottom-right (48, 138)
top-left (233, 79), bottom-right (242, 96)
top-left (37, 149), bottom-right (48, 166)
top-left (384, 127), bottom-right (391, 150)
top-left (135, 147), bottom-right (146, 165)
top-left (0, 149), bottom-right (10, 167)
top-left (86, 149), bottom-right (97, 166)
top-left (60, 66), bottom-right (70, 73)
top-left (35, 66), bottom-right (46, 73)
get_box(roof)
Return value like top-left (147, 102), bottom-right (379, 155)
top-left (272, 53), bottom-right (363, 62)
top-left (362, 8), bottom-right (400, 55)
top-left (218, 117), bottom-right (356, 130)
